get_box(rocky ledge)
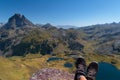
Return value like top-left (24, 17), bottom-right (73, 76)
top-left (30, 68), bottom-right (74, 80)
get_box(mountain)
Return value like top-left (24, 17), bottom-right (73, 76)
top-left (79, 22), bottom-right (120, 54)
top-left (1, 14), bottom-right (35, 29)
top-left (36, 24), bottom-right (79, 29)
top-left (0, 14), bottom-right (37, 56)
top-left (41, 23), bottom-right (57, 29)
top-left (1, 14), bottom-right (120, 57)
top-left (0, 14), bottom-right (87, 57)
top-left (0, 23), bottom-right (4, 28)
top-left (57, 25), bottom-right (79, 29)
top-left (1, 14), bottom-right (120, 80)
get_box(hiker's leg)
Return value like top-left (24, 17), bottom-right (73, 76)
top-left (86, 62), bottom-right (99, 80)
top-left (75, 73), bottom-right (87, 80)
top-left (79, 75), bottom-right (87, 80)
top-left (74, 57), bottom-right (86, 80)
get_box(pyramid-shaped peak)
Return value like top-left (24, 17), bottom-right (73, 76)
top-left (10, 14), bottom-right (25, 20)
top-left (14, 13), bottom-right (23, 17)
top-left (41, 23), bottom-right (57, 29)
top-left (42, 23), bottom-right (53, 28)
top-left (2, 13), bottom-right (34, 29)
top-left (45, 23), bottom-right (52, 26)
top-left (9, 13), bottom-right (27, 21)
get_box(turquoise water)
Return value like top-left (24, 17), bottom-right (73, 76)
top-left (47, 57), bottom-right (73, 68)
top-left (47, 58), bottom-right (120, 80)
top-left (64, 62), bottom-right (73, 68)
top-left (47, 57), bottom-right (63, 62)
top-left (96, 62), bottom-right (120, 80)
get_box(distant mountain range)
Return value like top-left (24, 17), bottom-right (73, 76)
top-left (33, 23), bottom-right (79, 29)
top-left (79, 22), bottom-right (120, 54)
top-left (0, 23), bottom-right (4, 28)
top-left (57, 25), bottom-right (79, 29)
top-left (1, 13), bottom-right (120, 57)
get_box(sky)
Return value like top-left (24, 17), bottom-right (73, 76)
top-left (1, 0), bottom-right (120, 27)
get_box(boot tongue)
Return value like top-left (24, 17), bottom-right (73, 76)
top-left (78, 64), bottom-right (85, 71)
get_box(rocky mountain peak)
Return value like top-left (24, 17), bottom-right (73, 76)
top-left (42, 23), bottom-right (53, 28)
top-left (41, 23), bottom-right (57, 29)
top-left (2, 13), bottom-right (34, 29)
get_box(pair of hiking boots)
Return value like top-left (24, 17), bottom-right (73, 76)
top-left (74, 57), bottom-right (98, 80)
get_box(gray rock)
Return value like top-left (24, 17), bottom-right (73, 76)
top-left (30, 68), bottom-right (74, 80)
top-left (2, 13), bottom-right (35, 29)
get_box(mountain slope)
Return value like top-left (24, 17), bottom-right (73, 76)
top-left (2, 14), bottom-right (34, 29)
top-left (0, 23), bottom-right (4, 28)
top-left (1, 14), bottom-right (120, 80)
top-left (0, 14), bottom-right (89, 57)
top-left (1, 14), bottom-right (120, 57)
top-left (79, 22), bottom-right (120, 54)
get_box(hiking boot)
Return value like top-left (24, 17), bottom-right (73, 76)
top-left (86, 62), bottom-right (98, 80)
top-left (74, 57), bottom-right (86, 80)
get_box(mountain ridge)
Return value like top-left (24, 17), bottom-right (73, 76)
top-left (1, 14), bottom-right (120, 80)
top-left (1, 14), bottom-right (120, 57)
top-left (1, 14), bottom-right (35, 29)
